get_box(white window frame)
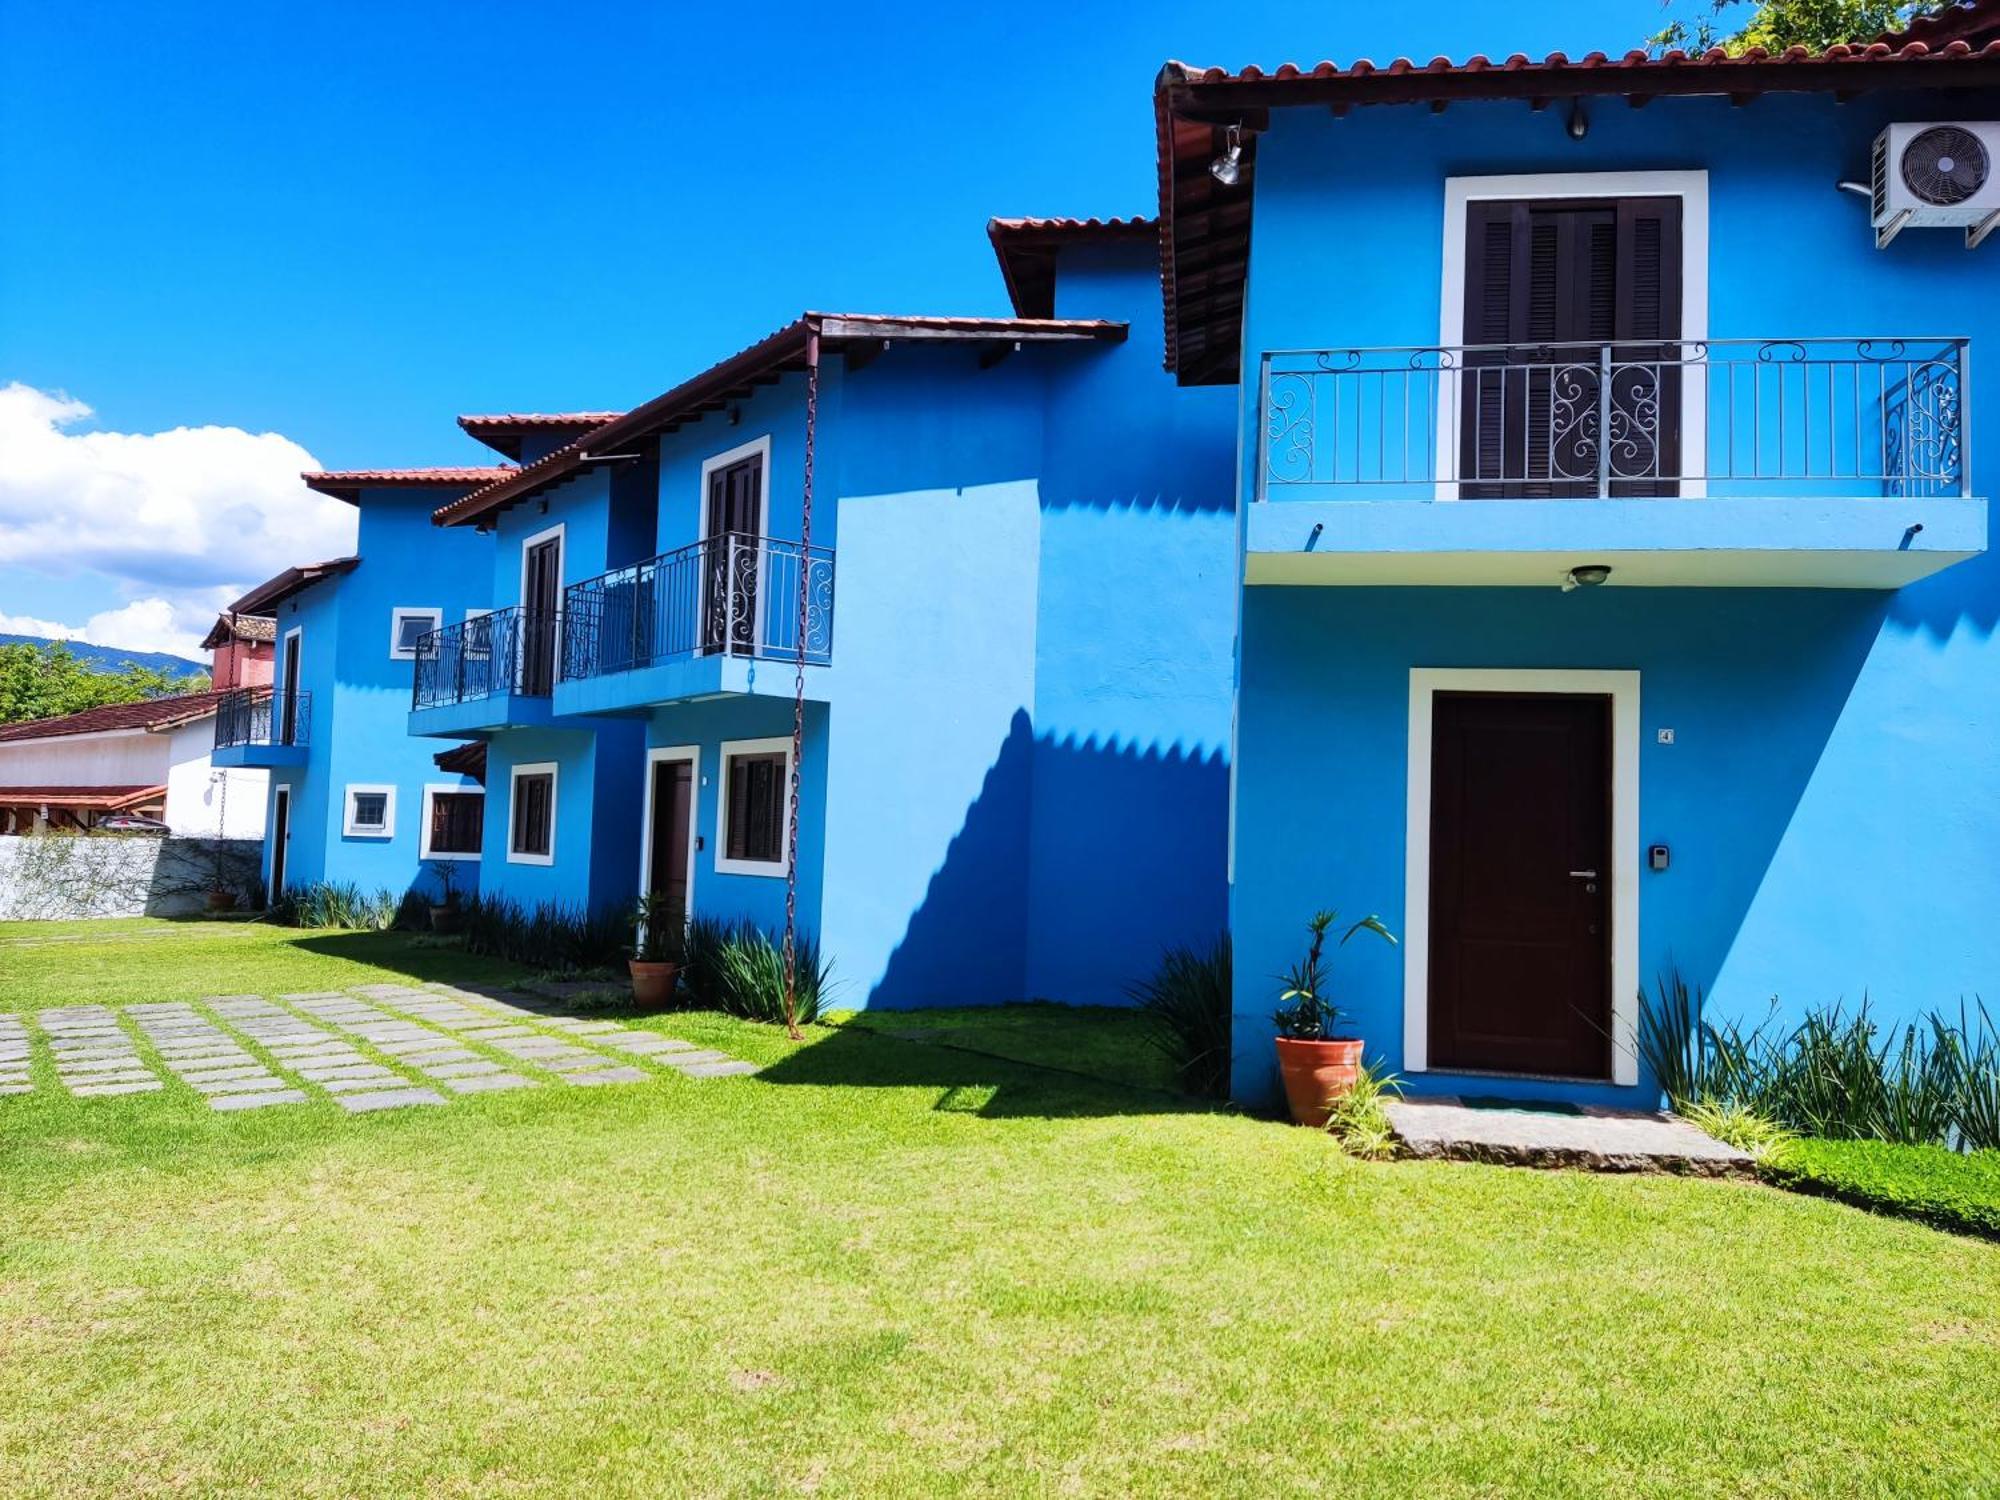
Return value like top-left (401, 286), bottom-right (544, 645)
top-left (463, 605), bottom-right (494, 661)
top-left (507, 760), bottom-right (558, 866)
top-left (1402, 668), bottom-right (1640, 1087)
top-left (1434, 170), bottom-right (1710, 501)
top-left (419, 783), bottom-right (484, 862)
top-left (697, 435), bottom-right (772, 653)
top-left (343, 783), bottom-right (397, 839)
top-left (390, 606), bottom-right (444, 661)
top-left (518, 523), bottom-right (565, 613)
top-left (638, 744), bottom-right (701, 910)
top-left (714, 734), bottom-right (791, 878)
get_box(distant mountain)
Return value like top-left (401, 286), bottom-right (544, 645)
top-left (0, 633), bottom-right (207, 678)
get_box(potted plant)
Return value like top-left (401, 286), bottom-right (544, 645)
top-left (428, 860), bottom-right (465, 934)
top-left (201, 842), bottom-right (236, 912)
top-left (629, 892), bottom-right (686, 1010)
top-left (1272, 909), bottom-right (1396, 1127)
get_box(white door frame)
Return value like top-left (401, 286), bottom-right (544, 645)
top-left (697, 435), bottom-right (772, 653)
top-left (269, 783), bottom-right (291, 895)
top-left (638, 744), bottom-right (701, 913)
top-left (1434, 169), bottom-right (1710, 501)
top-left (1403, 667), bottom-right (1640, 1086)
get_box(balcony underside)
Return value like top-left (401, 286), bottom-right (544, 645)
top-left (210, 741), bottom-right (309, 769)
top-left (1244, 496), bottom-right (1986, 588)
top-left (408, 692), bottom-right (555, 740)
top-left (552, 652), bottom-right (831, 719)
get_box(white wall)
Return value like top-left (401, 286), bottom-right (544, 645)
top-left (0, 728), bottom-right (162, 786)
top-left (163, 721), bottom-right (267, 838)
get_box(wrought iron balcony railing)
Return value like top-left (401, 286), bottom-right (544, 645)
top-left (562, 532), bottom-right (834, 683)
top-left (1259, 337), bottom-right (1969, 501)
top-left (214, 687), bottom-right (310, 750)
top-left (411, 605), bottom-right (560, 710)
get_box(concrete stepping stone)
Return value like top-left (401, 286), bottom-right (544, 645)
top-left (563, 1066), bottom-right (650, 1086)
top-left (676, 1059), bottom-right (760, 1079)
top-left (662, 1051), bottom-right (732, 1068)
top-left (211, 1089), bottom-right (308, 1111)
top-left (336, 1088), bottom-right (446, 1112)
top-left (72, 1079), bottom-right (163, 1096)
top-left (439, 1073), bottom-right (538, 1094)
top-left (190, 1075), bottom-right (289, 1095)
top-left (423, 1060), bottom-right (506, 1079)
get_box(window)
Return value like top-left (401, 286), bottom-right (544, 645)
top-left (463, 607), bottom-right (494, 661)
top-left (715, 736), bottom-right (790, 876)
top-left (508, 762), bottom-right (557, 865)
top-left (390, 607), bottom-right (444, 660)
top-left (421, 785), bottom-right (484, 860)
top-left (343, 784), bottom-right (396, 838)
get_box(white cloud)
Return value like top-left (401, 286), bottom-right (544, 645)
top-left (0, 382), bottom-right (356, 657)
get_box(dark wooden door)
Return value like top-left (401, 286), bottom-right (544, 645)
top-left (269, 786), bottom-right (290, 900)
top-left (1428, 692), bottom-right (1611, 1078)
top-left (279, 632), bottom-right (301, 745)
top-left (522, 537), bottom-right (561, 694)
top-left (703, 455), bottom-right (762, 654)
top-left (647, 757), bottom-right (695, 916)
top-left (1460, 197), bottom-right (1682, 497)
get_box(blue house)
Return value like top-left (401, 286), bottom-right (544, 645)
top-left (392, 218), bottom-right (1236, 1006)
top-left (213, 468), bottom-right (508, 904)
top-left (1150, 15), bottom-right (2000, 1106)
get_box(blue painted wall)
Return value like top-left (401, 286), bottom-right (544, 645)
top-left (264, 487), bottom-right (490, 902)
top-left (1228, 89), bottom-right (2000, 1108)
top-left (478, 721), bottom-right (645, 916)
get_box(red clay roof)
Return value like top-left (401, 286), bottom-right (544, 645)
top-left (303, 467), bottom-right (517, 504)
top-left (458, 413), bottom-right (626, 459)
top-left (0, 691), bottom-right (228, 743)
top-left (433, 313), bottom-right (1128, 527)
top-left (1155, 31), bottom-right (2000, 382)
top-left (199, 612), bottom-right (276, 650)
top-left (433, 740), bottom-right (487, 782)
top-left (987, 216), bottom-right (1159, 318)
top-left (227, 556), bottom-right (360, 615)
top-left (0, 785), bottom-right (165, 809)
top-left (1882, 0), bottom-right (2000, 48)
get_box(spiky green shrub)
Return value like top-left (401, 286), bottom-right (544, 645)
top-left (278, 881), bottom-right (402, 931)
top-left (1324, 1059), bottom-right (1404, 1160)
top-left (676, 916), bottom-right (828, 1025)
top-left (1128, 934), bottom-right (1231, 1098)
top-left (1680, 1098), bottom-right (1795, 1163)
top-left (455, 892), bottom-right (629, 974)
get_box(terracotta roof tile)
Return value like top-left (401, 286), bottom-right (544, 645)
top-left (199, 613), bottom-right (276, 650)
top-left (457, 413), bottom-right (627, 459)
top-left (227, 556), bottom-right (360, 615)
top-left (303, 466), bottom-right (516, 504)
top-left (987, 216), bottom-right (1160, 317)
top-left (0, 691), bottom-right (229, 743)
top-left (0, 785), bottom-right (166, 809)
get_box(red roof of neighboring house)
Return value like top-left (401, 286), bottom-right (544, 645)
top-left (457, 412), bottom-right (627, 459)
top-left (0, 785), bottom-right (166, 810)
top-left (1154, 29), bottom-right (2000, 383)
top-left (302, 467), bottom-right (517, 504)
top-left (433, 740), bottom-right (487, 783)
top-left (199, 612), bottom-right (276, 650)
top-left (1882, 0), bottom-right (2000, 48)
top-left (0, 691), bottom-right (229, 743)
top-left (227, 556), bottom-right (360, 615)
top-left (433, 313), bottom-right (1129, 527)
top-left (987, 216), bottom-right (1159, 318)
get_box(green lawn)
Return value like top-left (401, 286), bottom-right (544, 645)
top-left (3, 920), bottom-right (1999, 1496)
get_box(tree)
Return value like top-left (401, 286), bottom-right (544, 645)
top-left (0, 642), bottom-right (209, 726)
top-left (1649, 0), bottom-right (1923, 54)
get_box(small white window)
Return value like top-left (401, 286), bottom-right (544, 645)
top-left (715, 736), bottom-right (791, 877)
top-left (463, 606), bottom-right (494, 661)
top-left (390, 607), bottom-right (444, 660)
top-left (420, 784), bottom-right (484, 860)
top-left (508, 761), bottom-right (557, 866)
top-left (343, 783), bottom-right (397, 839)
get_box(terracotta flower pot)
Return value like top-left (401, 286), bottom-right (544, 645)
top-left (1275, 1036), bottom-right (1364, 1127)
top-left (205, 888), bottom-right (235, 913)
top-left (629, 959), bottom-right (680, 1011)
top-left (429, 904), bottom-right (462, 935)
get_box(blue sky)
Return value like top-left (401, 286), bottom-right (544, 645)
top-left (0, 0), bottom-right (1670, 656)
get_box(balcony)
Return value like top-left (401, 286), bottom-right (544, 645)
top-left (408, 606), bottom-right (560, 736)
top-left (1250, 337), bottom-right (1983, 588)
top-left (210, 687), bottom-right (310, 768)
top-left (554, 532), bottom-right (835, 717)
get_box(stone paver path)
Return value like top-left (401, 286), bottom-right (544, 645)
top-left (1, 983), bottom-right (759, 1112)
top-left (1384, 1097), bottom-right (1753, 1175)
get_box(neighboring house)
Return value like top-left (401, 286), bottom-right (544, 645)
top-left (210, 468), bottom-right (508, 900)
top-left (199, 611), bottom-right (275, 689)
top-left (1152, 8), bottom-right (2000, 1105)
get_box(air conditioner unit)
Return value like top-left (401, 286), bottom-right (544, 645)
top-left (1871, 122), bottom-right (2000, 249)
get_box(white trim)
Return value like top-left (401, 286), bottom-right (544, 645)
top-left (389, 606), bottom-right (444, 661)
top-left (1436, 170), bottom-right (1710, 501)
top-left (269, 783), bottom-right (291, 894)
top-left (419, 782), bottom-right (484, 862)
top-left (714, 734), bottom-right (791, 878)
top-left (506, 760), bottom-right (558, 866)
top-left (638, 745), bottom-right (700, 911)
top-left (518, 523), bottom-right (565, 608)
top-left (1402, 668), bottom-right (1640, 1087)
top-left (697, 434), bottom-right (772, 654)
top-left (342, 782), bottom-right (397, 839)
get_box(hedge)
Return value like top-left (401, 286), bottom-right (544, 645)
top-left (1763, 1138), bottom-right (2000, 1240)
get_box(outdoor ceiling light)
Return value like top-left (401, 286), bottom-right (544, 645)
top-left (1210, 124), bottom-right (1244, 187)
top-left (1563, 563), bottom-right (1613, 591)
top-left (1567, 100), bottom-right (1590, 140)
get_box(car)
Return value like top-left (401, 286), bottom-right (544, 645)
top-left (93, 814), bottom-right (171, 834)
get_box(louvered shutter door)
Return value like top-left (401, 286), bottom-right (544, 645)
top-left (1460, 203), bottom-right (1522, 496)
top-left (1612, 198), bottom-right (1682, 495)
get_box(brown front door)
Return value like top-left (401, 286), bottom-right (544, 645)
top-left (522, 536), bottom-right (561, 694)
top-left (269, 786), bottom-right (290, 901)
top-left (703, 454), bottom-right (762, 655)
top-left (1428, 692), bottom-right (1611, 1078)
top-left (646, 756), bottom-right (694, 916)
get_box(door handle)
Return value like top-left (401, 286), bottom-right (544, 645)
top-left (1567, 870), bottom-right (1598, 879)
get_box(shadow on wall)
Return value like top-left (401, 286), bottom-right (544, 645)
top-left (869, 710), bottom-right (1229, 1010)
